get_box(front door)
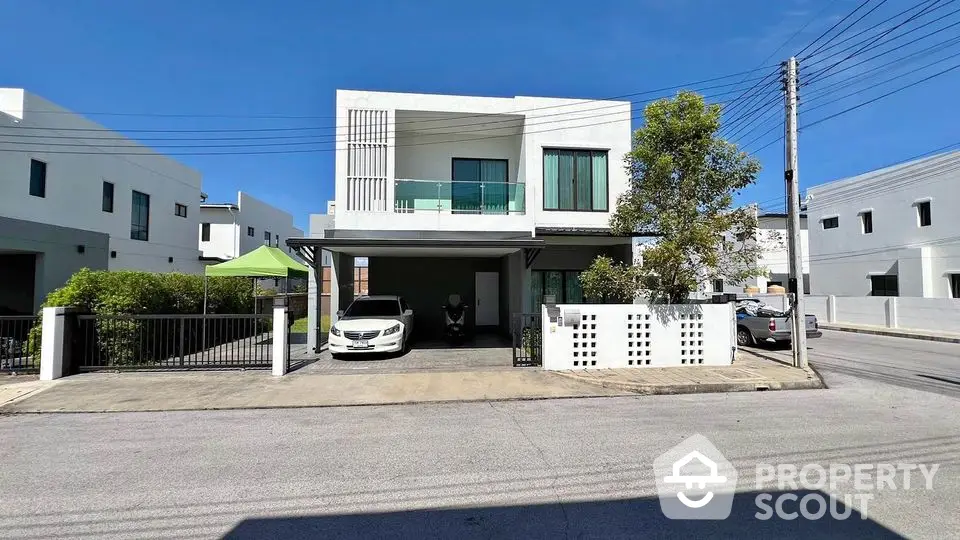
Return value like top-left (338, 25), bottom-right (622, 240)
top-left (475, 272), bottom-right (500, 326)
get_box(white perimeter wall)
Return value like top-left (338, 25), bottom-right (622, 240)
top-left (541, 303), bottom-right (735, 370)
top-left (0, 89), bottom-right (203, 274)
top-left (814, 295), bottom-right (960, 334)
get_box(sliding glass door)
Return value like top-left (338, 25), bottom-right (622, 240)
top-left (452, 158), bottom-right (508, 213)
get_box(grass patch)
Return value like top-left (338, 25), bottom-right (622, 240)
top-left (291, 315), bottom-right (330, 333)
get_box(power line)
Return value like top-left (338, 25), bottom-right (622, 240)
top-left (795, 0), bottom-right (877, 57)
top-left (802, 0), bottom-right (951, 86)
top-left (802, 61), bottom-right (960, 130)
top-left (802, 0), bottom-right (894, 60)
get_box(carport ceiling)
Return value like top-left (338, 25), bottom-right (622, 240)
top-left (287, 236), bottom-right (545, 259)
top-left (328, 246), bottom-right (524, 257)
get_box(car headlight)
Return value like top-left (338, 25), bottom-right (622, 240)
top-left (383, 323), bottom-right (401, 336)
top-left (330, 325), bottom-right (341, 337)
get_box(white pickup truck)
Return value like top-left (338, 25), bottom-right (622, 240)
top-left (735, 299), bottom-right (822, 347)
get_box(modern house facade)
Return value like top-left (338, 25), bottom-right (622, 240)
top-left (199, 191), bottom-right (304, 263)
top-left (0, 88), bottom-right (204, 314)
top-left (807, 150), bottom-right (960, 298)
top-left (711, 210), bottom-right (809, 295)
top-left (290, 90), bottom-right (634, 348)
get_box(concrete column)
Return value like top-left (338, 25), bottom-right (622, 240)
top-left (39, 307), bottom-right (67, 381)
top-left (827, 295), bottom-right (837, 323)
top-left (885, 297), bottom-right (899, 329)
top-left (307, 258), bottom-right (319, 352)
top-left (330, 252), bottom-right (355, 325)
top-left (272, 298), bottom-right (288, 377)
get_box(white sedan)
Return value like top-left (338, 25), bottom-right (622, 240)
top-left (328, 295), bottom-right (414, 358)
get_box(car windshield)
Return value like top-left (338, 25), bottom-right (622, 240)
top-left (344, 299), bottom-right (400, 317)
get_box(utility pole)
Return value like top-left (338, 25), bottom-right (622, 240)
top-left (783, 57), bottom-right (808, 369)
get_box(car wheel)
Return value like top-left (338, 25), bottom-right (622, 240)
top-left (736, 327), bottom-right (754, 347)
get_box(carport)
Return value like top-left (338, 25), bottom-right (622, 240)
top-left (288, 232), bottom-right (546, 352)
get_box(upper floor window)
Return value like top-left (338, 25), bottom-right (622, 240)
top-left (543, 149), bottom-right (608, 211)
top-left (29, 159), bottom-right (47, 198)
top-left (860, 211), bottom-right (872, 234)
top-left (247, 226), bottom-right (255, 237)
top-left (130, 191), bottom-right (150, 241)
top-left (917, 201), bottom-right (931, 227)
top-left (201, 223), bottom-right (211, 242)
top-left (264, 230), bottom-right (271, 245)
top-left (102, 181), bottom-right (114, 212)
top-left (175, 203), bottom-right (188, 218)
top-left (822, 216), bottom-right (839, 230)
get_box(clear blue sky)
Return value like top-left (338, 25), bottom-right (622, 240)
top-left (2, 0), bottom-right (958, 230)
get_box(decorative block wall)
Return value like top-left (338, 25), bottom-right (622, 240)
top-left (541, 303), bottom-right (736, 370)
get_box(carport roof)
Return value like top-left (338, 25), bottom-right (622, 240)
top-left (287, 234), bottom-right (546, 261)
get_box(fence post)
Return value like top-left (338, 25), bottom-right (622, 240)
top-left (272, 297), bottom-right (288, 376)
top-left (179, 317), bottom-right (186, 366)
top-left (886, 298), bottom-right (898, 329)
top-left (827, 295), bottom-right (837, 323)
top-left (39, 307), bottom-right (67, 381)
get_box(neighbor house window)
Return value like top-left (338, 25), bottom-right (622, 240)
top-left (713, 279), bottom-right (724, 293)
top-left (822, 216), bottom-right (839, 229)
top-left (860, 211), bottom-right (872, 234)
top-left (247, 226), bottom-right (255, 237)
top-left (530, 270), bottom-right (584, 308)
top-left (102, 181), bottom-right (114, 212)
top-left (917, 201), bottom-right (931, 227)
top-left (264, 230), bottom-right (271, 245)
top-left (543, 149), bottom-right (608, 211)
top-left (175, 203), bottom-right (188, 218)
top-left (451, 158), bottom-right (509, 213)
top-left (275, 234), bottom-right (279, 247)
top-left (951, 274), bottom-right (960, 299)
top-left (130, 191), bottom-right (150, 241)
top-left (870, 275), bottom-right (899, 297)
top-left (201, 223), bottom-right (211, 242)
top-left (29, 159), bottom-right (47, 198)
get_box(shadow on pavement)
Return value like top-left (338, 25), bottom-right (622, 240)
top-left (224, 490), bottom-right (904, 539)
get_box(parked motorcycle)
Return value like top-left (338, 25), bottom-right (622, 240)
top-left (442, 294), bottom-right (469, 344)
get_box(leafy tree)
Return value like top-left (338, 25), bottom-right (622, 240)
top-left (610, 91), bottom-right (764, 304)
top-left (579, 255), bottom-right (640, 303)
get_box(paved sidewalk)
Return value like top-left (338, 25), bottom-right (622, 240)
top-left (0, 351), bottom-right (821, 413)
top-left (0, 375), bottom-right (54, 408)
top-left (553, 350), bottom-right (822, 395)
top-left (820, 322), bottom-right (960, 344)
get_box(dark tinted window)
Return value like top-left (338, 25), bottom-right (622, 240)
top-left (201, 223), bottom-right (211, 241)
top-left (918, 201), bottom-right (931, 227)
top-left (247, 226), bottom-right (255, 237)
top-left (870, 275), bottom-right (899, 297)
top-left (822, 217), bottom-right (838, 229)
top-left (861, 211), bottom-right (872, 234)
top-left (29, 159), bottom-right (46, 197)
top-left (345, 299), bottom-right (401, 317)
top-left (130, 191), bottom-right (150, 241)
top-left (102, 181), bottom-right (114, 212)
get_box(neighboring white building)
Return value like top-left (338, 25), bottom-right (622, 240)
top-left (198, 191), bottom-right (303, 262)
top-left (807, 150), bottom-right (960, 298)
top-left (289, 89), bottom-right (635, 349)
top-left (0, 88), bottom-right (204, 313)
top-left (711, 210), bottom-right (809, 295)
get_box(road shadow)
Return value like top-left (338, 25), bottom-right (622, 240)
top-left (224, 490), bottom-right (904, 539)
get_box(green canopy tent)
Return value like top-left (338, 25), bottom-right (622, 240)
top-left (203, 245), bottom-right (310, 315)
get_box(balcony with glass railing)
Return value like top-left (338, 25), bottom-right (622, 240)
top-left (394, 180), bottom-right (525, 214)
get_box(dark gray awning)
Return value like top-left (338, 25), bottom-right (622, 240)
top-left (287, 234), bottom-right (545, 261)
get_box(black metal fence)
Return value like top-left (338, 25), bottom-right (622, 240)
top-left (73, 314), bottom-right (273, 371)
top-left (0, 315), bottom-right (41, 373)
top-left (511, 313), bottom-right (542, 367)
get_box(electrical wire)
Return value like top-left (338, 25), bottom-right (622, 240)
top-left (796, 0), bottom-right (878, 58)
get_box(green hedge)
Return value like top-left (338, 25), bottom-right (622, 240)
top-left (31, 270), bottom-right (259, 367)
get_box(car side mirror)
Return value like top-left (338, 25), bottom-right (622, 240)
top-left (404, 309), bottom-right (413, 316)
top-left (336, 310), bottom-right (344, 318)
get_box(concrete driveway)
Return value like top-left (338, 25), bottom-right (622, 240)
top-left (291, 334), bottom-right (515, 375)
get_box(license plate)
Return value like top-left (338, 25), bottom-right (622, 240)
top-left (352, 340), bottom-right (369, 348)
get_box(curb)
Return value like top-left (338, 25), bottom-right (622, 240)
top-left (552, 365), bottom-right (824, 396)
top-left (738, 348), bottom-right (828, 390)
top-left (819, 324), bottom-right (960, 344)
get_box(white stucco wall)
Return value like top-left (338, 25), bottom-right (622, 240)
top-left (333, 90), bottom-right (631, 233)
top-left (199, 192), bottom-right (303, 261)
top-left (0, 88), bottom-right (203, 274)
top-left (808, 151), bottom-right (960, 298)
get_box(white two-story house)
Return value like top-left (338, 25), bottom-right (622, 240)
top-left (289, 90), bottom-right (634, 346)
top-left (199, 191), bottom-right (303, 263)
top-left (807, 150), bottom-right (960, 298)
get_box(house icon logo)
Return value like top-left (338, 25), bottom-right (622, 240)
top-left (653, 434), bottom-right (738, 520)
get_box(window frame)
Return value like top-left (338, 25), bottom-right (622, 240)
top-left (917, 201), bottom-right (932, 227)
top-left (264, 230), bottom-right (271, 245)
top-left (860, 211), bottom-right (872, 234)
top-left (130, 190), bottom-right (151, 242)
top-left (542, 148), bottom-right (609, 212)
top-left (201, 223), bottom-right (211, 242)
top-left (950, 274), bottom-right (960, 299)
top-left (247, 226), bottom-right (255, 237)
top-left (712, 279), bottom-right (724, 293)
top-left (102, 181), bottom-right (114, 213)
top-left (450, 157), bottom-right (510, 213)
top-left (175, 203), bottom-right (188, 218)
top-left (869, 275), bottom-right (899, 297)
top-left (530, 269), bottom-right (586, 306)
top-left (29, 159), bottom-right (47, 198)
top-left (822, 216), bottom-right (839, 230)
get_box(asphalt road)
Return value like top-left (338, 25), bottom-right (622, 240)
top-left (2, 359), bottom-right (958, 539)
top-left (753, 330), bottom-right (960, 397)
